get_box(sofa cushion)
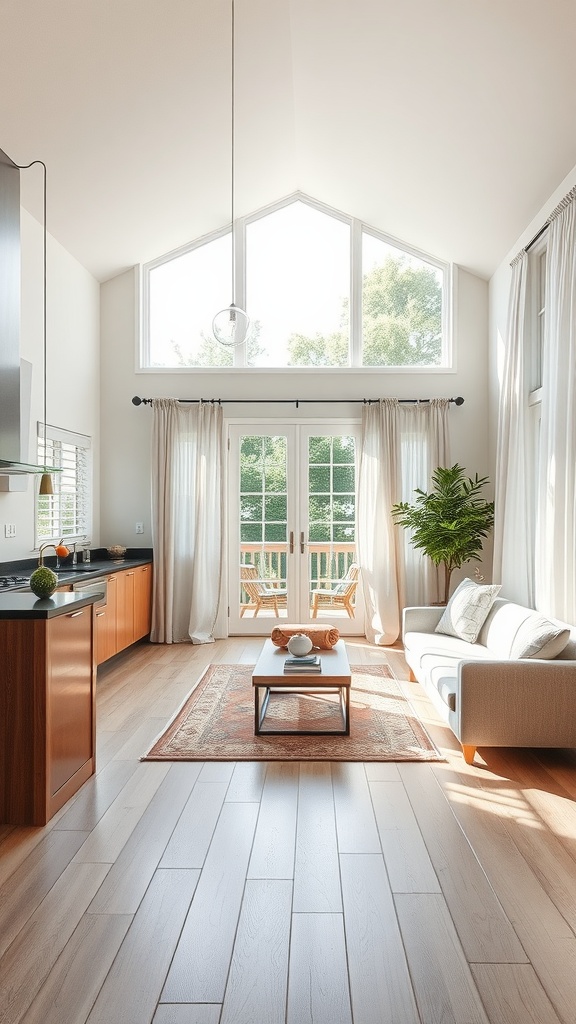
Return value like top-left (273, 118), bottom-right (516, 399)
top-left (435, 578), bottom-right (502, 644)
top-left (478, 599), bottom-right (571, 659)
top-left (509, 614), bottom-right (570, 659)
top-left (404, 630), bottom-right (495, 666)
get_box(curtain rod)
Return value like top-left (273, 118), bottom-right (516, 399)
top-left (132, 395), bottom-right (464, 408)
top-left (511, 183), bottom-right (576, 264)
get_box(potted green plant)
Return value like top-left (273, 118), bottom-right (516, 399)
top-left (390, 464), bottom-right (495, 605)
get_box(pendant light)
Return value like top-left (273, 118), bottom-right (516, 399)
top-left (212, 0), bottom-right (250, 347)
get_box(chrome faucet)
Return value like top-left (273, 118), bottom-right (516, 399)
top-left (38, 542), bottom-right (55, 566)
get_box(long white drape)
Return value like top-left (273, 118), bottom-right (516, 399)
top-left (357, 398), bottom-right (451, 645)
top-left (535, 196), bottom-right (576, 621)
top-left (150, 399), bottom-right (224, 644)
top-left (493, 253), bottom-right (535, 606)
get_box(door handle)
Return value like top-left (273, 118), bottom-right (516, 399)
top-left (300, 532), bottom-right (305, 554)
top-left (289, 531), bottom-right (294, 554)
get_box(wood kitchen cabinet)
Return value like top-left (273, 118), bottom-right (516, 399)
top-left (95, 572), bottom-right (117, 665)
top-left (115, 568), bottom-right (135, 654)
top-left (133, 563), bottom-right (152, 640)
top-left (48, 607), bottom-right (94, 800)
top-left (0, 598), bottom-right (96, 826)
top-left (95, 563), bottom-right (152, 664)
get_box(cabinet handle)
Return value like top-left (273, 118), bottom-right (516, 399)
top-left (68, 610), bottom-right (84, 618)
top-left (289, 531), bottom-right (294, 554)
top-left (126, 572), bottom-right (135, 577)
top-left (96, 611), bottom-right (105, 617)
top-left (300, 531), bottom-right (305, 554)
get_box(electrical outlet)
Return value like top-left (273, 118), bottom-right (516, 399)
top-left (135, 522), bottom-right (144, 534)
top-left (4, 523), bottom-right (16, 538)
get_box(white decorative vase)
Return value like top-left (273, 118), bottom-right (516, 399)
top-left (287, 633), bottom-right (313, 657)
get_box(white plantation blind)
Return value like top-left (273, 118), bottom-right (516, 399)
top-left (36, 423), bottom-right (92, 545)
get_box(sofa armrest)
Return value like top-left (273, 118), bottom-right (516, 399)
top-left (457, 658), bottom-right (576, 747)
top-left (403, 605), bottom-right (445, 638)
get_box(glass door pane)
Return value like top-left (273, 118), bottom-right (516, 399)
top-left (305, 431), bottom-right (361, 631)
top-left (228, 426), bottom-right (297, 634)
top-left (240, 433), bottom-right (289, 618)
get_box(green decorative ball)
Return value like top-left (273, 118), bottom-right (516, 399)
top-left (29, 565), bottom-right (58, 598)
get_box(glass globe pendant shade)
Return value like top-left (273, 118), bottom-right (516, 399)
top-left (212, 302), bottom-right (250, 347)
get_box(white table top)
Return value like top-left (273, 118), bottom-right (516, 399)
top-left (252, 638), bottom-right (351, 687)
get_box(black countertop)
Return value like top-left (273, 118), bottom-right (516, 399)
top-left (0, 553), bottom-right (152, 585)
top-left (42, 556), bottom-right (152, 584)
top-left (0, 553), bottom-right (152, 616)
top-left (0, 590), bottom-right (106, 619)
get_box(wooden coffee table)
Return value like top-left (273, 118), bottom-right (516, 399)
top-left (252, 638), bottom-right (351, 736)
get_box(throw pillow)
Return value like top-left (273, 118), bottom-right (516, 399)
top-left (435, 577), bottom-right (502, 644)
top-left (509, 614), bottom-right (570, 659)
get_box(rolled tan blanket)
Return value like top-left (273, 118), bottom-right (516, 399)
top-left (270, 624), bottom-right (340, 650)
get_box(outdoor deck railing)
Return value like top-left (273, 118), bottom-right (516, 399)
top-left (239, 543), bottom-right (356, 609)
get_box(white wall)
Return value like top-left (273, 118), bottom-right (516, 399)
top-left (0, 209), bottom-right (100, 563)
top-left (100, 264), bottom-right (490, 573)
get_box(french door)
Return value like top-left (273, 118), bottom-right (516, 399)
top-left (228, 422), bottom-right (363, 635)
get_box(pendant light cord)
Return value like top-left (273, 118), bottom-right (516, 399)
top-left (231, 0), bottom-right (236, 302)
top-left (212, 0), bottom-right (250, 345)
top-left (15, 159), bottom-right (48, 472)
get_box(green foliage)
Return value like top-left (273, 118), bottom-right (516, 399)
top-left (390, 465), bottom-right (495, 603)
top-left (362, 258), bottom-right (442, 366)
top-left (287, 330), bottom-right (348, 367)
top-left (286, 255), bottom-right (442, 367)
top-left (170, 321), bottom-right (265, 367)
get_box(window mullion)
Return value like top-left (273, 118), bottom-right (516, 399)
top-left (350, 218), bottom-right (362, 367)
top-left (233, 215), bottom-right (247, 368)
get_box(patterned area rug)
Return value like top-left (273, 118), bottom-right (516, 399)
top-left (142, 662), bottom-right (444, 762)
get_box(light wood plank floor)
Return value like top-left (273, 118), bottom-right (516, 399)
top-left (2, 636), bottom-right (576, 1023)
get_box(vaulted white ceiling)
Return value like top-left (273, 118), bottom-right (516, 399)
top-left (1, 0), bottom-right (576, 282)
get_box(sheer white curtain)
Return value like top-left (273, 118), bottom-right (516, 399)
top-left (535, 194), bottom-right (576, 621)
top-left (357, 398), bottom-right (451, 645)
top-left (150, 399), bottom-right (224, 644)
top-left (493, 253), bottom-right (535, 606)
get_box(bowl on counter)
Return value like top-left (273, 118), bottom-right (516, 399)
top-left (107, 545), bottom-right (127, 561)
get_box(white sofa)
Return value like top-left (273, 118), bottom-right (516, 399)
top-left (402, 597), bottom-right (576, 764)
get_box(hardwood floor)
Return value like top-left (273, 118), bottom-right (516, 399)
top-left (2, 636), bottom-right (576, 1023)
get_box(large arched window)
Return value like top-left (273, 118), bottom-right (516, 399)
top-left (141, 194), bottom-right (451, 370)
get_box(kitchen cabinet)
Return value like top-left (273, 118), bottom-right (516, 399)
top-left (134, 563), bottom-right (152, 641)
top-left (115, 568), bottom-right (135, 654)
top-left (48, 607), bottom-right (94, 799)
top-left (0, 596), bottom-right (96, 826)
top-left (95, 563), bottom-right (152, 664)
top-left (95, 573), bottom-right (117, 665)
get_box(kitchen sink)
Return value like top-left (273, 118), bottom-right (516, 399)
top-left (53, 566), bottom-right (103, 574)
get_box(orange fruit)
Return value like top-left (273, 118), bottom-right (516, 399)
top-left (55, 544), bottom-right (69, 558)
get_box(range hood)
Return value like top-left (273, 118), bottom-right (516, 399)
top-left (0, 147), bottom-right (57, 485)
